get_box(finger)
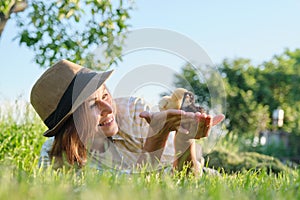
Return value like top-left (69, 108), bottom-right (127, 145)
top-left (164, 110), bottom-right (191, 127)
top-left (203, 115), bottom-right (212, 137)
top-left (212, 114), bottom-right (225, 126)
top-left (180, 112), bottom-right (200, 124)
top-left (195, 113), bottom-right (206, 129)
top-left (192, 114), bottom-right (211, 139)
top-left (205, 115), bottom-right (212, 126)
top-left (178, 118), bottom-right (196, 125)
top-left (166, 109), bottom-right (185, 117)
top-left (166, 118), bottom-right (192, 132)
top-left (166, 115), bottom-right (198, 133)
top-left (195, 112), bottom-right (207, 121)
top-left (179, 113), bottom-right (198, 132)
top-left (139, 111), bottom-right (152, 124)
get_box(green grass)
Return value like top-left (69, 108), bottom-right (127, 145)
top-left (0, 101), bottom-right (299, 200)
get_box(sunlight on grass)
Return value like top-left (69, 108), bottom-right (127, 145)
top-left (0, 99), bottom-right (299, 200)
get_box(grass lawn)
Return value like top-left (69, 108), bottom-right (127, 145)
top-left (0, 103), bottom-right (299, 200)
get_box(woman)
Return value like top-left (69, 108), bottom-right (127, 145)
top-left (31, 59), bottom-right (223, 174)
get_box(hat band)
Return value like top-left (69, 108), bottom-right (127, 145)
top-left (44, 68), bottom-right (98, 130)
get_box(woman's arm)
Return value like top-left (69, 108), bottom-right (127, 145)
top-left (138, 109), bottom-right (185, 165)
top-left (139, 110), bottom-right (221, 175)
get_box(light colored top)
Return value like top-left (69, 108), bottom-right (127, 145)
top-left (38, 97), bottom-right (175, 171)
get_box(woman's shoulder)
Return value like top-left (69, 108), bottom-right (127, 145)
top-left (114, 97), bottom-right (150, 138)
top-left (114, 96), bottom-right (150, 118)
top-left (41, 137), bottom-right (54, 152)
top-left (38, 137), bottom-right (54, 167)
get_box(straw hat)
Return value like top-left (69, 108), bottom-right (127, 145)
top-left (30, 59), bottom-right (113, 137)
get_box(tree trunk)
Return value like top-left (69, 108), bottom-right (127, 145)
top-left (0, 15), bottom-right (8, 38)
top-left (0, 0), bottom-right (28, 38)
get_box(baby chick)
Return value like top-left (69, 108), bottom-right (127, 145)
top-left (180, 92), bottom-right (206, 114)
top-left (158, 88), bottom-right (225, 129)
top-left (158, 88), bottom-right (188, 111)
top-left (159, 88), bottom-right (206, 113)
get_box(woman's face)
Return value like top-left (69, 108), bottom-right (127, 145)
top-left (86, 85), bottom-right (119, 137)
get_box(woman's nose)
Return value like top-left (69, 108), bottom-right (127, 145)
top-left (96, 100), bottom-right (113, 116)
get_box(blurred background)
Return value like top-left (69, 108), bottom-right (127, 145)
top-left (1, 0), bottom-right (300, 171)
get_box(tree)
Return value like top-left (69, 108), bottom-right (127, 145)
top-left (218, 50), bottom-right (300, 136)
top-left (174, 51), bottom-right (300, 136)
top-left (174, 60), bottom-right (270, 135)
top-left (0, 0), bottom-right (27, 37)
top-left (257, 49), bottom-right (300, 134)
top-left (1, 0), bottom-right (133, 69)
top-left (219, 58), bottom-right (271, 135)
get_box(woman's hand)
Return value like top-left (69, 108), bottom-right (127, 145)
top-left (139, 109), bottom-right (187, 137)
top-left (187, 112), bottom-right (225, 139)
top-left (139, 109), bottom-right (188, 153)
top-left (140, 110), bottom-right (225, 140)
top-left (138, 110), bottom-right (224, 168)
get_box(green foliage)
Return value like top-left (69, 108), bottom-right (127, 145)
top-left (202, 134), bottom-right (294, 174)
top-left (204, 146), bottom-right (291, 174)
top-left (0, 101), bottom-right (46, 171)
top-left (0, 0), bottom-right (15, 17)
top-left (173, 60), bottom-right (271, 136)
top-left (256, 49), bottom-right (300, 134)
top-left (0, 0), bottom-right (27, 17)
top-left (220, 58), bottom-right (271, 135)
top-left (174, 63), bottom-right (211, 108)
top-left (0, 158), bottom-right (299, 200)
top-left (174, 48), bottom-right (300, 137)
top-left (0, 0), bottom-right (27, 38)
top-left (243, 132), bottom-right (300, 166)
top-left (0, 164), bottom-right (298, 200)
top-left (13, 0), bottom-right (133, 69)
top-left (174, 51), bottom-right (300, 167)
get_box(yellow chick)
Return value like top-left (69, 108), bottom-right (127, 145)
top-left (159, 88), bottom-right (188, 111)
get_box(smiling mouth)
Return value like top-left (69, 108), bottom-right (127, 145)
top-left (99, 117), bottom-right (114, 127)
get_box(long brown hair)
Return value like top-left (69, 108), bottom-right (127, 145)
top-left (50, 116), bottom-right (87, 169)
top-left (49, 100), bottom-right (96, 169)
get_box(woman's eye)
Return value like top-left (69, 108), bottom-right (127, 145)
top-left (89, 103), bottom-right (97, 109)
top-left (102, 93), bottom-right (108, 100)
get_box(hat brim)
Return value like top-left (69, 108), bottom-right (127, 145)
top-left (43, 70), bottom-right (114, 137)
